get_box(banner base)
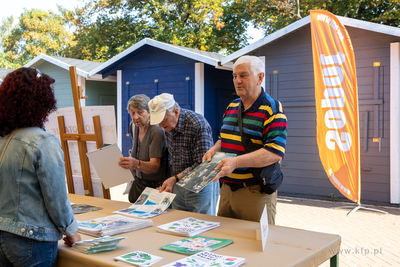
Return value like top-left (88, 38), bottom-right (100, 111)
top-left (334, 203), bottom-right (388, 216)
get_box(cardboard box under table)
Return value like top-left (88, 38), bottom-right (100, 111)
top-left (58, 194), bottom-right (341, 267)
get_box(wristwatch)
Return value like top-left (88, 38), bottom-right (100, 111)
top-left (174, 175), bottom-right (179, 183)
top-left (136, 160), bottom-right (141, 170)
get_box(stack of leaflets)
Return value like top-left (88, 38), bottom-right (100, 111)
top-left (176, 152), bottom-right (236, 193)
top-left (114, 187), bottom-right (175, 218)
top-left (71, 203), bottom-right (103, 214)
top-left (78, 215), bottom-right (153, 237)
top-left (160, 235), bottom-right (234, 254)
top-left (161, 251), bottom-right (245, 267)
top-left (157, 217), bottom-right (220, 237)
top-left (71, 236), bottom-right (126, 254)
top-left (114, 251), bottom-right (163, 266)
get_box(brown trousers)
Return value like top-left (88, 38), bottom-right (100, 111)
top-left (218, 183), bottom-right (277, 225)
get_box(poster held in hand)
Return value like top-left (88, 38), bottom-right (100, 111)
top-left (86, 144), bottom-right (134, 189)
top-left (176, 152), bottom-right (236, 193)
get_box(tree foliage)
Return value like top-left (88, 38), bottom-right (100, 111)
top-left (238, 0), bottom-right (400, 36)
top-left (1, 0), bottom-right (400, 66)
top-left (63, 0), bottom-right (248, 59)
top-left (1, 8), bottom-right (75, 68)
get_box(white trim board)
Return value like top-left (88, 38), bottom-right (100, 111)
top-left (89, 38), bottom-right (221, 77)
top-left (24, 54), bottom-right (88, 78)
top-left (195, 63), bottom-right (205, 115)
top-left (390, 42), bottom-right (400, 204)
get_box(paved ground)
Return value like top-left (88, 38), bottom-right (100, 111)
top-left (276, 196), bottom-right (400, 267)
top-left (109, 185), bottom-right (400, 266)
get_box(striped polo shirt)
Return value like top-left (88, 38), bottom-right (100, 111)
top-left (219, 90), bottom-right (287, 184)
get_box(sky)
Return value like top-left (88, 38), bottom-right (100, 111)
top-left (1, 0), bottom-right (264, 44)
top-left (1, 0), bottom-right (85, 21)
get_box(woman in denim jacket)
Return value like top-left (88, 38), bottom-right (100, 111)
top-left (0, 68), bottom-right (81, 267)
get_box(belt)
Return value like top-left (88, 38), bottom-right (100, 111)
top-left (223, 181), bottom-right (258, 192)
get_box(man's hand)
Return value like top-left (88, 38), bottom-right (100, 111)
top-left (202, 148), bottom-right (216, 162)
top-left (213, 157), bottom-right (238, 182)
top-left (63, 232), bottom-right (81, 247)
top-left (158, 177), bottom-right (176, 193)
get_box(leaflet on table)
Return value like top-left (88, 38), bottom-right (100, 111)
top-left (157, 217), bottom-right (220, 237)
top-left (114, 187), bottom-right (175, 218)
top-left (161, 251), bottom-right (245, 267)
top-left (176, 152), bottom-right (236, 193)
top-left (71, 203), bottom-right (103, 214)
top-left (160, 235), bottom-right (234, 255)
top-left (77, 215), bottom-right (152, 237)
top-left (72, 236), bottom-right (127, 254)
top-left (114, 251), bottom-right (163, 266)
top-left (86, 144), bottom-right (134, 189)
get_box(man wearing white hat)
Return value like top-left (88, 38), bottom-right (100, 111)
top-left (149, 93), bottom-right (219, 215)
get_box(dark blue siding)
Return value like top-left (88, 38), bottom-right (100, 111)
top-left (109, 46), bottom-right (197, 156)
top-left (204, 65), bottom-right (235, 141)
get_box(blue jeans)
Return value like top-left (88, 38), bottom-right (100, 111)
top-left (0, 231), bottom-right (57, 267)
top-left (172, 180), bottom-right (220, 215)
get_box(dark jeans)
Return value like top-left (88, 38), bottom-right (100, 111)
top-left (0, 230), bottom-right (57, 267)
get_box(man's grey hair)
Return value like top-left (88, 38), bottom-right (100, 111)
top-left (166, 102), bottom-right (180, 115)
top-left (233, 56), bottom-right (265, 75)
top-left (127, 94), bottom-right (150, 112)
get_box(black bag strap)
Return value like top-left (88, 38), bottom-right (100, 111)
top-left (237, 102), bottom-right (262, 153)
top-left (238, 103), bottom-right (280, 169)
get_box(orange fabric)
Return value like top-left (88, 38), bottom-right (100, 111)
top-left (310, 10), bottom-right (360, 203)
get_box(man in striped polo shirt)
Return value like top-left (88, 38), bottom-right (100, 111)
top-left (203, 56), bottom-right (287, 225)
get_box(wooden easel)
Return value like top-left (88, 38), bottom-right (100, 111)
top-left (57, 66), bottom-right (111, 199)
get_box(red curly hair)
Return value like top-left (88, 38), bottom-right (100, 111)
top-left (0, 67), bottom-right (57, 137)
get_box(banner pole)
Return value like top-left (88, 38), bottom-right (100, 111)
top-left (333, 203), bottom-right (388, 216)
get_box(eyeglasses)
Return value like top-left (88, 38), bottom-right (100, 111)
top-left (32, 68), bottom-right (42, 78)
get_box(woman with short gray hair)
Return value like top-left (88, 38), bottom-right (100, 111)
top-left (119, 94), bottom-right (169, 202)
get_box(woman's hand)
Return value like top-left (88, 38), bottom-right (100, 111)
top-left (63, 232), bottom-right (81, 246)
top-left (118, 157), bottom-right (139, 170)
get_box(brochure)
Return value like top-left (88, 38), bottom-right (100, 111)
top-left (78, 215), bottom-right (152, 237)
top-left (71, 236), bottom-right (126, 254)
top-left (161, 251), bottom-right (245, 267)
top-left (157, 217), bottom-right (220, 237)
top-left (160, 235), bottom-right (234, 254)
top-left (114, 187), bottom-right (175, 218)
top-left (176, 152), bottom-right (236, 193)
top-left (71, 203), bottom-right (103, 214)
top-left (114, 251), bottom-right (163, 266)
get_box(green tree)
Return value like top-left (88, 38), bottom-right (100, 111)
top-left (237, 0), bottom-right (400, 36)
top-left (1, 8), bottom-right (75, 66)
top-left (0, 16), bottom-right (20, 68)
top-left (62, 4), bottom-right (148, 61)
top-left (65, 0), bottom-right (249, 57)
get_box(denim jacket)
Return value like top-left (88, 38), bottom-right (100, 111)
top-left (0, 127), bottom-right (78, 241)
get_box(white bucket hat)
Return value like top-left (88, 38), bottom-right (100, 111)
top-left (148, 93), bottom-right (176, 125)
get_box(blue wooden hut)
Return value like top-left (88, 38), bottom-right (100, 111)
top-left (24, 54), bottom-right (117, 109)
top-left (89, 38), bottom-right (234, 156)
